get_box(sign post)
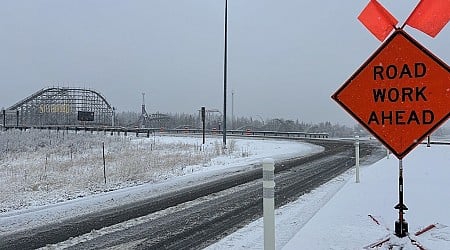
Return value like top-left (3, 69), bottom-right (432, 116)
top-left (201, 107), bottom-right (206, 145)
top-left (394, 159), bottom-right (408, 237)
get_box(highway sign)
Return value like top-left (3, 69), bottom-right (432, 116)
top-left (332, 29), bottom-right (449, 159)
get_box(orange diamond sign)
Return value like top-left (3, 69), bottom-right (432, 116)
top-left (332, 30), bottom-right (449, 159)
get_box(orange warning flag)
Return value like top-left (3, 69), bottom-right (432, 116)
top-left (405, 0), bottom-right (450, 38)
top-left (358, 0), bottom-right (398, 42)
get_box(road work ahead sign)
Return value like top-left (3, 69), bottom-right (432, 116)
top-left (332, 30), bottom-right (449, 159)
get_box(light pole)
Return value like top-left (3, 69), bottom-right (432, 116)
top-left (222, 0), bottom-right (228, 148)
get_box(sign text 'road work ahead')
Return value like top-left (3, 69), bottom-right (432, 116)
top-left (332, 30), bottom-right (449, 159)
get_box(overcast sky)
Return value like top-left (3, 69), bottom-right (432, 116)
top-left (0, 1), bottom-right (448, 126)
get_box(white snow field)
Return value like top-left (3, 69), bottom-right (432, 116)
top-left (1, 129), bottom-right (449, 249)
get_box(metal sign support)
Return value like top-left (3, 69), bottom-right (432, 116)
top-left (201, 107), bottom-right (206, 144)
top-left (394, 159), bottom-right (408, 237)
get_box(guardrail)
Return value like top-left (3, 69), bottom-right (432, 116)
top-left (1, 125), bottom-right (329, 139)
top-left (420, 141), bottom-right (450, 145)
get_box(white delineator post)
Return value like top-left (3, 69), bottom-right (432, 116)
top-left (355, 136), bottom-right (360, 183)
top-left (263, 158), bottom-right (275, 250)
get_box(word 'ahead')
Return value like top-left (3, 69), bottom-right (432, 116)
top-left (332, 30), bottom-right (449, 159)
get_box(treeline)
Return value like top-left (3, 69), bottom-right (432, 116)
top-left (114, 111), bottom-right (372, 138)
top-left (115, 111), bottom-right (449, 138)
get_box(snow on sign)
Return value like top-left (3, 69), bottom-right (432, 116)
top-left (332, 29), bottom-right (450, 159)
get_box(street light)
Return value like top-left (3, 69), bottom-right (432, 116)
top-left (222, 0), bottom-right (228, 148)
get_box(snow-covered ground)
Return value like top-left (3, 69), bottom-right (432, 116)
top-left (0, 130), bottom-right (322, 238)
top-left (208, 141), bottom-right (450, 250)
top-left (1, 129), bottom-right (449, 249)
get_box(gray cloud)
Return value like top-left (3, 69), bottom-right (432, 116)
top-left (0, 1), bottom-right (448, 127)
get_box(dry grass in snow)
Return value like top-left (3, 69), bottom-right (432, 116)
top-left (0, 129), bottom-right (240, 212)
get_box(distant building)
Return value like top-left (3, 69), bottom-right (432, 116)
top-left (3, 87), bottom-right (114, 127)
